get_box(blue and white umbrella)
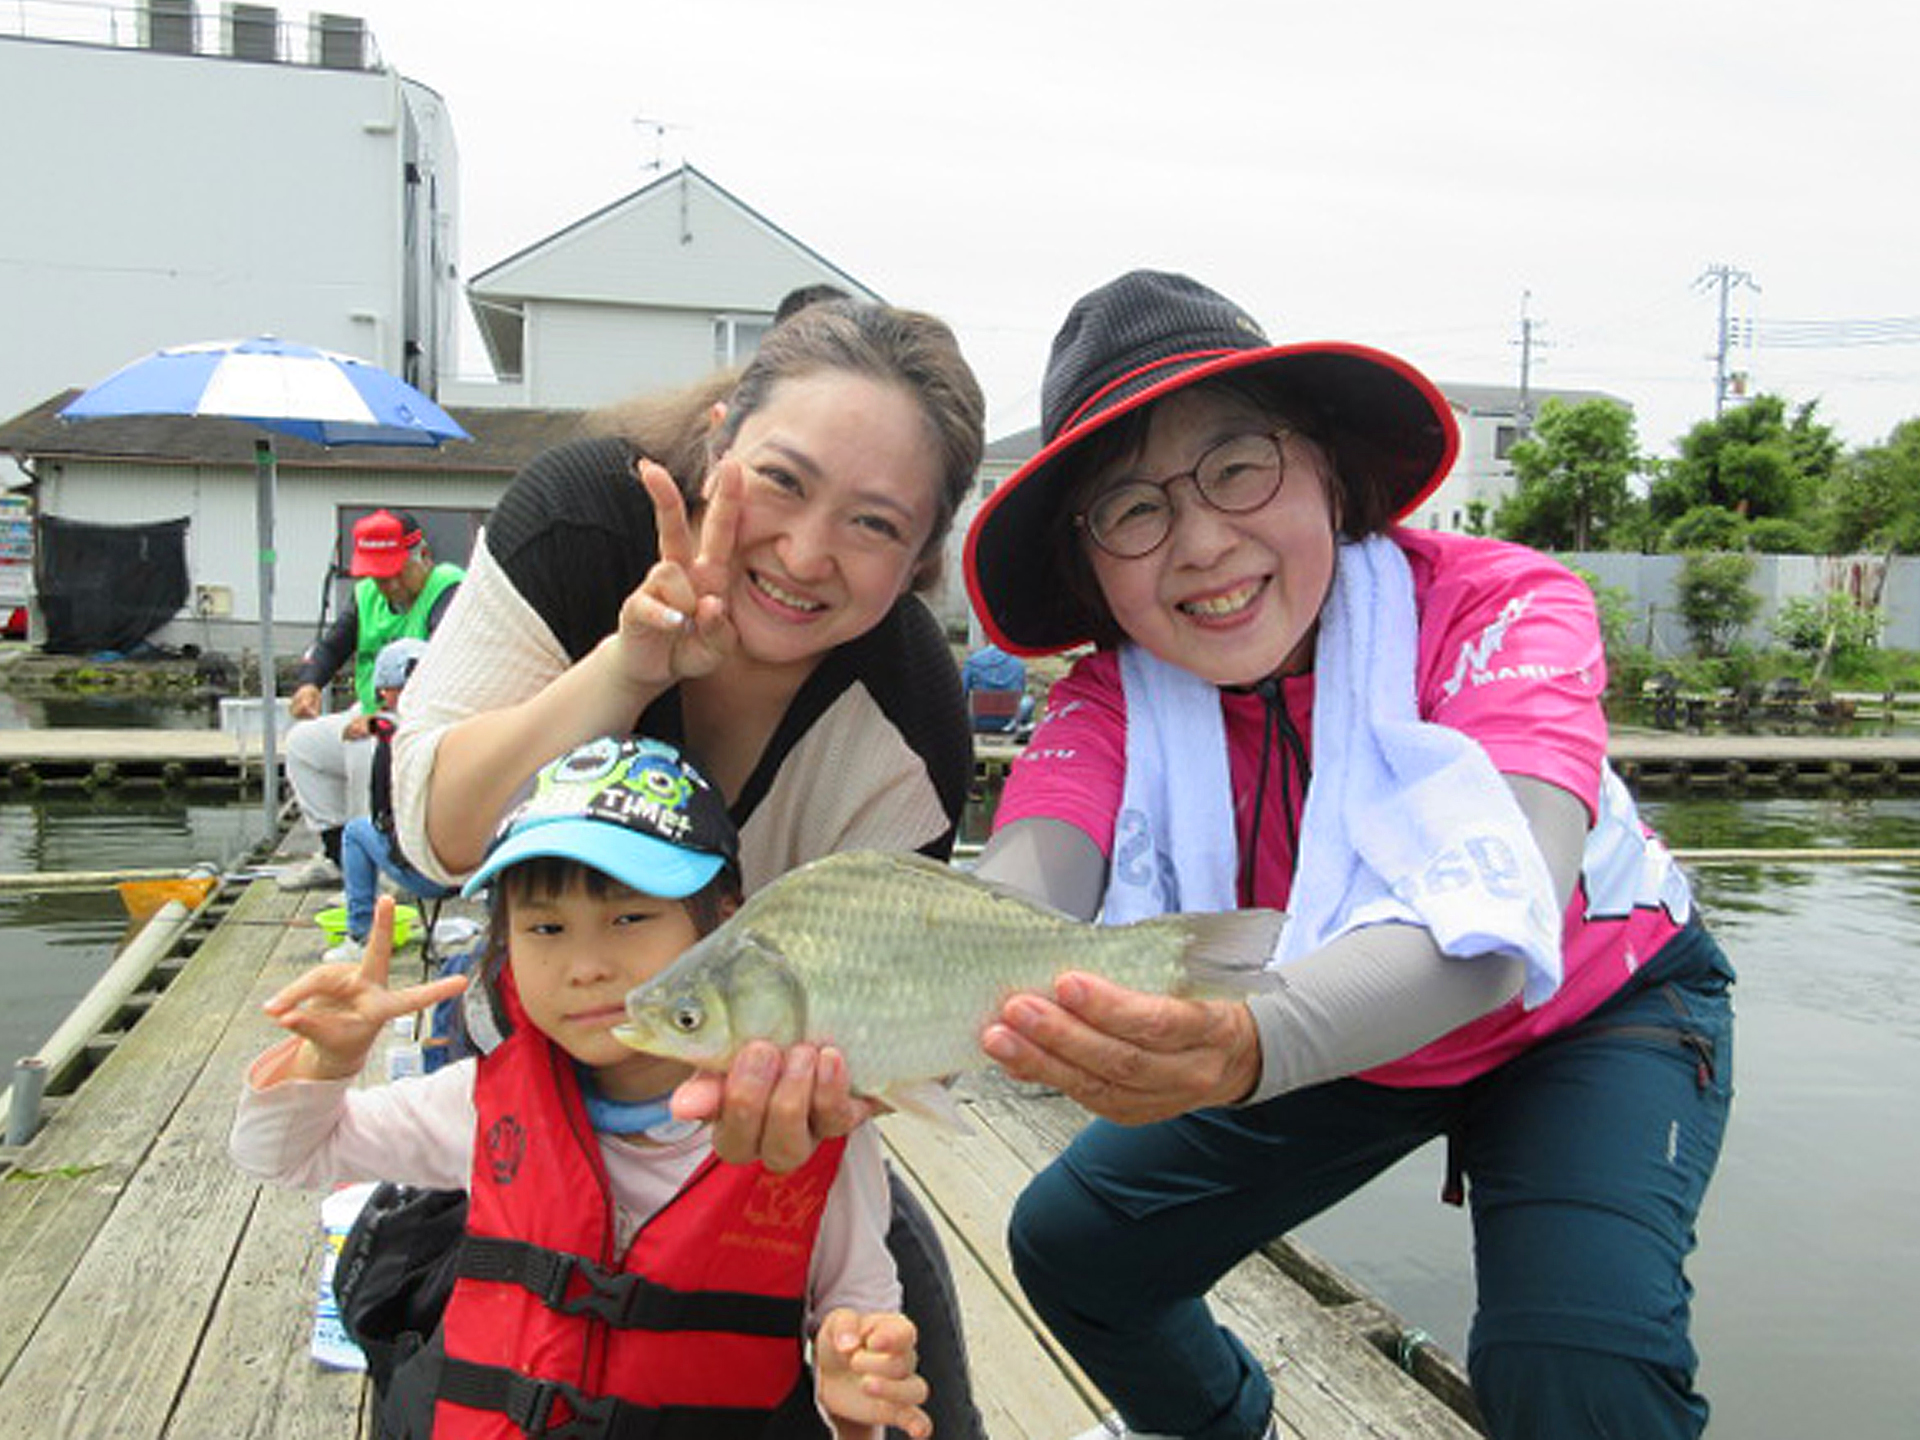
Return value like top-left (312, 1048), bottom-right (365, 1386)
top-left (59, 336), bottom-right (470, 837)
top-left (60, 335), bottom-right (469, 447)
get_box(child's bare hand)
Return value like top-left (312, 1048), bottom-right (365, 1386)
top-left (611, 458), bottom-right (742, 687)
top-left (263, 897), bottom-right (468, 1081)
top-left (815, 1308), bottom-right (930, 1438)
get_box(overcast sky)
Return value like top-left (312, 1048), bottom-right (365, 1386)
top-left (355, 0), bottom-right (1918, 457)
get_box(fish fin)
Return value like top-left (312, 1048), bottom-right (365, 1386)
top-left (887, 849), bottom-right (1083, 920)
top-left (1172, 908), bottom-right (1288, 997)
top-left (877, 1078), bottom-right (974, 1134)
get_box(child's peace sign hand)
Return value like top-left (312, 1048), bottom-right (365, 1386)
top-left (263, 897), bottom-right (469, 1082)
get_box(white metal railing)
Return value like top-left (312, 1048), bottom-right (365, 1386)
top-left (2, 0), bottom-right (383, 71)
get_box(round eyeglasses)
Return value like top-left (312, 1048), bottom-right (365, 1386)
top-left (1076, 430), bottom-right (1292, 559)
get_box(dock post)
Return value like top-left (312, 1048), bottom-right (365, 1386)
top-left (7, 1057), bottom-right (48, 1146)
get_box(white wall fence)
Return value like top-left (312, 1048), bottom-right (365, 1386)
top-left (1566, 552), bottom-right (1920, 659)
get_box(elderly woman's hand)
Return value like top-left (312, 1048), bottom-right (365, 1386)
top-left (671, 1042), bottom-right (877, 1172)
top-left (981, 973), bottom-right (1262, 1124)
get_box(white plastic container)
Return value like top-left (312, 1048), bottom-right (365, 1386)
top-left (218, 696), bottom-right (296, 738)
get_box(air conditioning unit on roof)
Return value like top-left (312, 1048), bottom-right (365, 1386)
top-left (313, 12), bottom-right (365, 70)
top-left (144, 0), bottom-right (197, 55)
top-left (225, 3), bottom-right (279, 63)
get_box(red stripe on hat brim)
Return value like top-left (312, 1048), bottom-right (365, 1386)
top-left (964, 340), bottom-right (1460, 656)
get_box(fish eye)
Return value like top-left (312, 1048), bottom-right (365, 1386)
top-left (669, 999), bottom-right (705, 1034)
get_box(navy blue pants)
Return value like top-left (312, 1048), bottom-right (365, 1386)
top-left (1009, 922), bottom-right (1734, 1440)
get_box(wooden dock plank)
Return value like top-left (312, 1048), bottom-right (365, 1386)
top-left (880, 1109), bottom-right (1104, 1436)
top-left (947, 1075), bottom-right (1484, 1440)
top-left (0, 901), bottom-right (337, 1436)
top-left (167, 1181), bottom-right (372, 1439)
top-left (156, 913), bottom-right (381, 1439)
top-left (0, 891), bottom-right (291, 1374)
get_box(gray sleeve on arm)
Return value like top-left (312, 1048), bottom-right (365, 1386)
top-left (1244, 774), bottom-right (1589, 1102)
top-left (973, 817), bottom-right (1110, 921)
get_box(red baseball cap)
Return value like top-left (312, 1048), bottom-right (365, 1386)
top-left (350, 509), bottom-right (423, 578)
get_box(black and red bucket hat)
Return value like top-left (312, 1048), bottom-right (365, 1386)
top-left (963, 270), bottom-right (1459, 655)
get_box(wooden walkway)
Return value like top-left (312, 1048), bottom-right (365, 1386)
top-left (0, 726), bottom-right (272, 789)
top-left (11, 726), bottom-right (1920, 797)
top-left (0, 875), bottom-right (1484, 1438)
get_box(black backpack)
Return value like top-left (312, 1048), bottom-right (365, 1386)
top-left (332, 1182), bottom-right (467, 1439)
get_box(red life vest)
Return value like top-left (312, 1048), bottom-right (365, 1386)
top-left (433, 1023), bottom-right (846, 1438)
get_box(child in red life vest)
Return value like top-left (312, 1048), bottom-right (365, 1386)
top-left (231, 735), bottom-right (930, 1439)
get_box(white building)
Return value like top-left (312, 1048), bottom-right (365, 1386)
top-left (0, 3), bottom-right (459, 433)
top-left (446, 165), bottom-right (880, 410)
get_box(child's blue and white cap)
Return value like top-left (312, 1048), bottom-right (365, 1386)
top-left (372, 636), bottom-right (430, 692)
top-left (461, 737), bottom-right (737, 900)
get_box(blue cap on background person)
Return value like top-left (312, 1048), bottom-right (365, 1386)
top-left (371, 636), bottom-right (430, 693)
top-left (461, 736), bottom-right (738, 900)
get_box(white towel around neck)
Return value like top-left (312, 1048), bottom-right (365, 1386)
top-left (1103, 535), bottom-right (1564, 1007)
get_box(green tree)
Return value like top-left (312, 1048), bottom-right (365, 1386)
top-left (1649, 394), bottom-right (1835, 530)
top-left (1820, 417), bottom-right (1920, 554)
top-left (1663, 505), bottom-right (1748, 552)
top-left (1746, 515), bottom-right (1819, 554)
top-left (1675, 551), bottom-right (1760, 656)
top-left (1771, 592), bottom-right (1883, 659)
top-left (1493, 397), bottom-right (1642, 550)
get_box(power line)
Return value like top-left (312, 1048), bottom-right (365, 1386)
top-left (1734, 316), bottom-right (1920, 349)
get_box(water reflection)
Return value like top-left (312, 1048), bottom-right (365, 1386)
top-left (0, 693), bottom-right (219, 731)
top-left (1295, 796), bottom-right (1920, 1438)
top-left (0, 792), bottom-right (256, 1081)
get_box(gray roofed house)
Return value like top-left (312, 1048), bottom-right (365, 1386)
top-left (449, 165), bottom-right (881, 411)
top-left (0, 390), bottom-right (588, 653)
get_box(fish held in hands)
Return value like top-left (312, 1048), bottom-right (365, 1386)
top-left (615, 849), bottom-right (1284, 1123)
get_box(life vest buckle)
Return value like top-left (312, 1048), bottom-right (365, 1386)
top-left (550, 1256), bottom-right (646, 1327)
top-left (509, 1374), bottom-right (616, 1438)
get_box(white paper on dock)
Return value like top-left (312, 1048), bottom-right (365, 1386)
top-left (311, 1181), bottom-right (379, 1371)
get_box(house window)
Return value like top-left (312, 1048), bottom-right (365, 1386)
top-left (714, 314), bottom-right (772, 367)
top-left (1494, 424), bottom-right (1519, 460)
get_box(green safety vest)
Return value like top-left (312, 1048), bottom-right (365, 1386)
top-left (352, 563), bottom-right (463, 712)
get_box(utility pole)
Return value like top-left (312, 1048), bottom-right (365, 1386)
top-left (1695, 263), bottom-right (1760, 417)
top-left (1511, 290), bottom-right (1547, 433)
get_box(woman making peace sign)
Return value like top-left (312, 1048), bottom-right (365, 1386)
top-left (389, 297), bottom-right (988, 1437)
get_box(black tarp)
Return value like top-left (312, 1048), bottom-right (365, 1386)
top-left (36, 514), bottom-right (190, 655)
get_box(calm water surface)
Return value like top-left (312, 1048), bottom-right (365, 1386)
top-left (1, 773), bottom-right (1915, 1435)
top-left (0, 793), bottom-right (258, 1078)
top-left (1297, 795), bottom-right (1920, 1439)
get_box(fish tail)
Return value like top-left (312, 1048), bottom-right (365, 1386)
top-left (1169, 909), bottom-right (1286, 996)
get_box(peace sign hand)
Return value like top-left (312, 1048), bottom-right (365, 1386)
top-left (263, 897), bottom-right (469, 1082)
top-left (611, 458), bottom-right (744, 688)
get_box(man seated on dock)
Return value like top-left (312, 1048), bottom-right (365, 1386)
top-left (277, 511), bottom-right (463, 891)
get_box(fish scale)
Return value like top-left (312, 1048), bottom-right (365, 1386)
top-left (617, 849), bottom-right (1284, 1108)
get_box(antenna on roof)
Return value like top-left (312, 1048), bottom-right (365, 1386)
top-left (631, 115), bottom-right (688, 174)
